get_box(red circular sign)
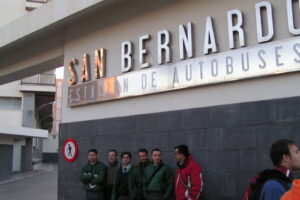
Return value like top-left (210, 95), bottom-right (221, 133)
top-left (62, 138), bottom-right (78, 162)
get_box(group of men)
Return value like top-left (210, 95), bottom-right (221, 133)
top-left (80, 139), bottom-right (300, 200)
top-left (80, 145), bottom-right (203, 200)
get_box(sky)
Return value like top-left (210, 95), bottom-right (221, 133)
top-left (55, 66), bottom-right (64, 79)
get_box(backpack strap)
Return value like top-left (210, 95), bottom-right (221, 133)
top-left (178, 173), bottom-right (190, 191)
top-left (146, 164), bottom-right (163, 186)
top-left (178, 173), bottom-right (202, 200)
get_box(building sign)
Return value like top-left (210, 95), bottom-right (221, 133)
top-left (62, 138), bottom-right (78, 162)
top-left (67, 0), bottom-right (300, 107)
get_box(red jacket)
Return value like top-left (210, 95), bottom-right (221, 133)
top-left (175, 155), bottom-right (203, 200)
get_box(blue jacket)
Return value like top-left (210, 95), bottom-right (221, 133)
top-left (259, 180), bottom-right (291, 200)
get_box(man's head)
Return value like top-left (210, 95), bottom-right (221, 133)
top-left (151, 148), bottom-right (162, 165)
top-left (174, 144), bottom-right (190, 163)
top-left (121, 152), bottom-right (132, 166)
top-left (108, 149), bottom-right (118, 164)
top-left (138, 149), bottom-right (148, 164)
top-left (270, 139), bottom-right (300, 170)
top-left (88, 149), bottom-right (98, 164)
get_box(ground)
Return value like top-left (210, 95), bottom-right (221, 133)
top-left (0, 164), bottom-right (57, 200)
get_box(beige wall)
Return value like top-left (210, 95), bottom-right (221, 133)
top-left (0, 110), bottom-right (23, 127)
top-left (58, 0), bottom-right (300, 122)
top-left (0, 81), bottom-right (22, 97)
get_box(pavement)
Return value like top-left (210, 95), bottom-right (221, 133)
top-left (0, 163), bottom-right (57, 200)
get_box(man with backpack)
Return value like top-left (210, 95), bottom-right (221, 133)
top-left (243, 139), bottom-right (300, 200)
top-left (143, 148), bottom-right (174, 200)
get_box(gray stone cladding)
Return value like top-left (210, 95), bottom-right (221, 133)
top-left (58, 96), bottom-right (300, 200)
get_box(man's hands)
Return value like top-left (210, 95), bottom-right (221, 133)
top-left (83, 172), bottom-right (98, 178)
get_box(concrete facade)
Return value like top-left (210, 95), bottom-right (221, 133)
top-left (61, 0), bottom-right (300, 123)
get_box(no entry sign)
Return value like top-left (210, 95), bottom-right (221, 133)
top-left (62, 138), bottom-right (78, 162)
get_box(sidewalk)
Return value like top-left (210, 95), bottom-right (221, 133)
top-left (0, 162), bottom-right (55, 185)
top-left (0, 163), bottom-right (57, 200)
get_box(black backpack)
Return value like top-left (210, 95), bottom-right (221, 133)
top-left (243, 169), bottom-right (292, 200)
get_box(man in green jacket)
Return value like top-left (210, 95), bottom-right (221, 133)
top-left (137, 149), bottom-right (151, 176)
top-left (80, 149), bottom-right (107, 200)
top-left (106, 149), bottom-right (120, 200)
top-left (143, 148), bottom-right (174, 200)
top-left (112, 152), bottom-right (142, 200)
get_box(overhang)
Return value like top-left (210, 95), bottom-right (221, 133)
top-left (0, 0), bottom-right (179, 84)
top-left (0, 126), bottom-right (48, 138)
top-left (0, 0), bottom-right (120, 84)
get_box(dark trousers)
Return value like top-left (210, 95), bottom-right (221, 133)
top-left (146, 193), bottom-right (165, 200)
top-left (86, 191), bottom-right (105, 200)
top-left (117, 195), bottom-right (130, 200)
top-left (105, 186), bottom-right (113, 200)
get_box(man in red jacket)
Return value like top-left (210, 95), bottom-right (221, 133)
top-left (174, 145), bottom-right (203, 200)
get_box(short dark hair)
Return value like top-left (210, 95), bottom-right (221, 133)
top-left (88, 148), bottom-right (98, 154)
top-left (174, 144), bottom-right (190, 158)
top-left (108, 149), bottom-right (118, 156)
top-left (121, 151), bottom-right (132, 159)
top-left (270, 139), bottom-right (294, 167)
top-left (151, 148), bottom-right (161, 154)
top-left (138, 148), bottom-right (148, 155)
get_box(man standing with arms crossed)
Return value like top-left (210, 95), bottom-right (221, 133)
top-left (80, 149), bottom-right (107, 200)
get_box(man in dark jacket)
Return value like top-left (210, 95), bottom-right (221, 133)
top-left (106, 149), bottom-right (120, 200)
top-left (143, 148), bottom-right (174, 200)
top-left (112, 152), bottom-right (142, 200)
top-left (174, 145), bottom-right (203, 200)
top-left (137, 149), bottom-right (151, 176)
top-left (80, 149), bottom-right (107, 200)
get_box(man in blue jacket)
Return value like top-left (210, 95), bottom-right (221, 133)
top-left (259, 139), bottom-right (300, 200)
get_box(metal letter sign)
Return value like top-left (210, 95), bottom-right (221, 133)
top-left (63, 138), bottom-right (78, 162)
top-left (68, 37), bottom-right (300, 107)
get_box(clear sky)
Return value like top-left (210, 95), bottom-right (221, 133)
top-left (55, 66), bottom-right (64, 79)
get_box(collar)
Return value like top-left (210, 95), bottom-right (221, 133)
top-left (139, 159), bottom-right (150, 168)
top-left (274, 166), bottom-right (293, 179)
top-left (109, 160), bottom-right (119, 167)
top-left (89, 160), bottom-right (98, 166)
top-left (123, 164), bottom-right (132, 170)
top-left (153, 161), bottom-right (164, 167)
top-left (177, 155), bottom-right (191, 169)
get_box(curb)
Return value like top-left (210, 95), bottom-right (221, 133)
top-left (0, 165), bottom-right (54, 185)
